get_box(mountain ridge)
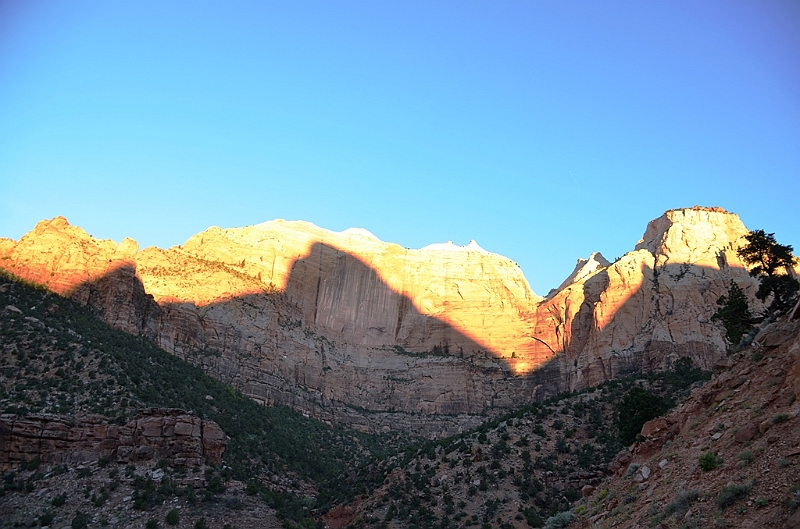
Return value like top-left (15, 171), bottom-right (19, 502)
top-left (0, 206), bottom-right (765, 435)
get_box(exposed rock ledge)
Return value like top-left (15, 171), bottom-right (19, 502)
top-left (0, 409), bottom-right (226, 471)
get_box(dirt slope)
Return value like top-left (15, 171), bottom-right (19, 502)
top-left (574, 317), bottom-right (800, 528)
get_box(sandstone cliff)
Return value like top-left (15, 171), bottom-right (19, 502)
top-left (0, 207), bottom-right (769, 436)
top-left (531, 207), bottom-right (761, 391)
top-left (0, 409), bottom-right (226, 471)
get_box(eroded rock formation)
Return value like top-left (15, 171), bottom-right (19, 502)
top-left (0, 207), bottom-right (775, 436)
top-left (531, 207), bottom-right (763, 390)
top-left (0, 409), bottom-right (226, 471)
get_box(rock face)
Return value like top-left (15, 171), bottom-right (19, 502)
top-left (531, 207), bottom-right (762, 391)
top-left (0, 409), bottom-right (226, 471)
top-left (0, 207), bottom-right (770, 436)
top-left (175, 220), bottom-right (540, 359)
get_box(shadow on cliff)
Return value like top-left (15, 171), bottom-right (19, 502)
top-left (284, 241), bottom-right (497, 355)
top-left (40, 243), bottom-right (754, 429)
top-left (545, 256), bottom-right (756, 392)
top-left (58, 244), bottom-right (559, 423)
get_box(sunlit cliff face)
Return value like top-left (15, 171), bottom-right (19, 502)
top-left (167, 220), bottom-right (552, 374)
top-left (0, 216), bottom-right (549, 373)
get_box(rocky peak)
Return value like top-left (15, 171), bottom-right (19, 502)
top-left (634, 206), bottom-right (749, 269)
top-left (549, 252), bottom-right (611, 297)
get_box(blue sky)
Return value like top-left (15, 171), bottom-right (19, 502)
top-left (1, 1), bottom-right (799, 294)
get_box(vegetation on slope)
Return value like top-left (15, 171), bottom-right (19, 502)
top-left (713, 229), bottom-right (799, 349)
top-left (0, 271), bottom-right (411, 527)
top-left (340, 358), bottom-right (708, 528)
top-left (1, 269), bottom-right (712, 528)
top-left (570, 318), bottom-right (800, 528)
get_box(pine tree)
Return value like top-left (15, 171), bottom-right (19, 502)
top-left (617, 387), bottom-right (668, 446)
top-left (737, 230), bottom-right (799, 313)
top-left (712, 280), bottom-right (752, 346)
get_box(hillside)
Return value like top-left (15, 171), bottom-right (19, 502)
top-left (2, 259), bottom-right (799, 528)
top-left (1, 269), bottom-right (716, 529)
top-left (0, 271), bottom-right (408, 528)
top-left (330, 359), bottom-right (709, 529)
top-left (568, 314), bottom-right (800, 529)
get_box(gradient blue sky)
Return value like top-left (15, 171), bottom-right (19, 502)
top-left (1, 1), bottom-right (799, 294)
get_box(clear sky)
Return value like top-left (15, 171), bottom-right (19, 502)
top-left (1, 1), bottom-right (799, 295)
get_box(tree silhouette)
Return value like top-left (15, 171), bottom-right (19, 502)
top-left (737, 230), bottom-right (799, 314)
top-left (616, 387), bottom-right (668, 446)
top-left (712, 280), bottom-right (752, 346)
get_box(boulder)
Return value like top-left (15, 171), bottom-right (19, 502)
top-left (734, 422), bottom-right (759, 443)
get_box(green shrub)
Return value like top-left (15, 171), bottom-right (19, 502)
top-left (146, 519), bottom-right (160, 529)
top-left (664, 357), bottom-right (708, 390)
top-left (51, 492), bottom-right (67, 507)
top-left (21, 456), bottom-right (41, 471)
top-left (712, 280), bottom-right (753, 346)
top-left (93, 491), bottom-right (108, 507)
top-left (617, 387), bottom-right (668, 445)
top-left (716, 482), bottom-right (752, 509)
top-left (544, 510), bottom-right (575, 529)
top-left (71, 511), bottom-right (91, 529)
top-left (771, 413), bottom-right (790, 425)
top-left (166, 509), bottom-right (180, 526)
top-left (523, 508), bottom-right (543, 527)
top-left (40, 510), bottom-right (55, 526)
top-left (664, 490), bottom-right (699, 518)
top-left (699, 451), bottom-right (722, 471)
top-left (206, 475), bottom-right (225, 494)
top-left (737, 450), bottom-right (753, 467)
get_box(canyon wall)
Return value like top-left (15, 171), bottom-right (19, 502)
top-left (0, 207), bottom-right (769, 436)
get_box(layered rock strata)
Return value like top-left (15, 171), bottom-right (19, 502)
top-left (0, 409), bottom-right (226, 471)
top-left (0, 207), bottom-right (770, 436)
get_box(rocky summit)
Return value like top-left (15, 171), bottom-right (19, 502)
top-left (0, 207), bottom-right (764, 436)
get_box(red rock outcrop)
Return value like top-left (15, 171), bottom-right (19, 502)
top-left (0, 409), bottom-right (226, 471)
